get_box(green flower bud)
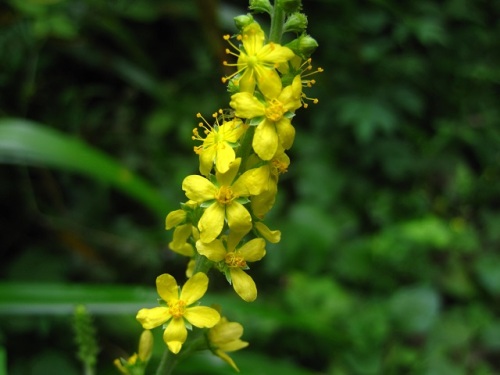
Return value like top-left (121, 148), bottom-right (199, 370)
top-left (284, 12), bottom-right (308, 33)
top-left (249, 0), bottom-right (273, 14)
top-left (234, 14), bottom-right (254, 30)
top-left (277, 0), bottom-right (302, 13)
top-left (285, 34), bottom-right (318, 59)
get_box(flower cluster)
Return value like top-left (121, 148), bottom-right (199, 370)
top-left (135, 0), bottom-right (321, 371)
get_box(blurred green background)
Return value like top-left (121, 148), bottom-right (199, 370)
top-left (1, 0), bottom-right (500, 374)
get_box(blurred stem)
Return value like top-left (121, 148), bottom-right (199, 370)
top-left (155, 335), bottom-right (206, 375)
top-left (269, 1), bottom-right (286, 43)
top-left (155, 350), bottom-right (178, 375)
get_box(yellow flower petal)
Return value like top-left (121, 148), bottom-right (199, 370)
top-left (241, 22), bottom-right (265, 56)
top-left (232, 165), bottom-right (269, 196)
top-left (256, 42), bottom-right (295, 65)
top-left (136, 307), bottom-right (171, 330)
top-left (251, 185), bottom-right (277, 218)
top-left (253, 119), bottom-right (278, 160)
top-left (276, 118), bottom-right (295, 150)
top-left (256, 66), bottom-right (283, 99)
top-left (238, 238), bottom-right (266, 262)
top-left (199, 146), bottom-right (216, 176)
top-left (163, 318), bottom-right (187, 354)
top-left (226, 202), bottom-right (252, 235)
top-left (165, 209), bottom-right (186, 230)
top-left (184, 306), bottom-right (221, 328)
top-left (230, 92), bottom-right (265, 119)
top-left (180, 272), bottom-right (208, 305)
top-left (156, 274), bottom-right (179, 302)
top-left (196, 239), bottom-right (227, 262)
top-left (216, 158), bottom-right (241, 187)
top-left (182, 175), bottom-right (217, 202)
top-left (169, 224), bottom-right (193, 252)
top-left (254, 221), bottom-right (281, 243)
top-left (215, 143), bottom-right (236, 174)
top-left (198, 203), bottom-right (225, 243)
top-left (230, 268), bottom-right (257, 302)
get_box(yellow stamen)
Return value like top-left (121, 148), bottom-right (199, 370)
top-left (265, 99), bottom-right (285, 122)
top-left (225, 252), bottom-right (247, 268)
top-left (216, 186), bottom-right (235, 205)
top-left (168, 300), bottom-right (186, 319)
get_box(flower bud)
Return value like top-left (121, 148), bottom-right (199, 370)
top-left (284, 12), bottom-right (308, 33)
top-left (277, 0), bottom-right (302, 13)
top-left (234, 14), bottom-right (254, 30)
top-left (138, 330), bottom-right (153, 362)
top-left (249, 0), bottom-right (273, 14)
top-left (285, 34), bottom-right (318, 59)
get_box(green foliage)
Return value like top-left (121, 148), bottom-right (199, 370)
top-left (1, 0), bottom-right (500, 374)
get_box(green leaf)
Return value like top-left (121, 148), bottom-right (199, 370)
top-left (0, 282), bottom-right (157, 315)
top-left (0, 118), bottom-right (170, 217)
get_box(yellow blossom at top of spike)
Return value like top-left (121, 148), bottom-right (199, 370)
top-left (136, 273), bottom-right (220, 354)
top-left (222, 22), bottom-right (295, 97)
top-left (193, 111), bottom-right (245, 176)
top-left (182, 158), bottom-right (268, 243)
top-left (208, 316), bottom-right (249, 372)
top-left (230, 75), bottom-right (302, 160)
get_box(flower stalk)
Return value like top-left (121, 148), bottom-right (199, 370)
top-left (129, 0), bottom-right (322, 373)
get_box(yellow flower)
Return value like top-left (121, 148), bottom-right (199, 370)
top-left (165, 203), bottom-right (198, 257)
top-left (196, 236), bottom-right (266, 302)
top-left (136, 273), bottom-right (220, 354)
top-left (250, 148), bottom-right (290, 218)
top-left (208, 317), bottom-right (249, 372)
top-left (223, 22), bottom-right (294, 97)
top-left (193, 112), bottom-right (246, 176)
top-left (230, 75), bottom-right (302, 160)
top-left (182, 158), bottom-right (268, 243)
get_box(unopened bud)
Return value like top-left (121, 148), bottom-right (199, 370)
top-left (284, 12), bottom-right (308, 33)
top-left (138, 330), bottom-right (153, 362)
top-left (234, 14), bottom-right (254, 30)
top-left (285, 34), bottom-right (318, 59)
top-left (249, 0), bottom-right (273, 14)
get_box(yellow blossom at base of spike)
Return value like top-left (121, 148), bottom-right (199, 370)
top-left (136, 273), bottom-right (220, 354)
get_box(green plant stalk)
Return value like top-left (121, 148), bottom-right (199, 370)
top-left (155, 335), bottom-right (206, 375)
top-left (269, 1), bottom-right (286, 43)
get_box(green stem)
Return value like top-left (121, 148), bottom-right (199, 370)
top-left (155, 349), bottom-right (178, 375)
top-left (269, 1), bottom-right (286, 43)
top-left (193, 252), bottom-right (213, 274)
top-left (237, 125), bottom-right (256, 171)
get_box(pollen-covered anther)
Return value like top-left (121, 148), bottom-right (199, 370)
top-left (215, 185), bottom-right (235, 205)
top-left (272, 159), bottom-right (288, 175)
top-left (225, 252), bottom-right (247, 268)
top-left (168, 300), bottom-right (186, 318)
top-left (265, 99), bottom-right (285, 122)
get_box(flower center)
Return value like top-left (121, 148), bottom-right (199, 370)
top-left (265, 99), bottom-right (285, 122)
top-left (216, 185), bottom-right (235, 205)
top-left (225, 252), bottom-right (247, 268)
top-left (271, 159), bottom-right (288, 176)
top-left (168, 300), bottom-right (186, 319)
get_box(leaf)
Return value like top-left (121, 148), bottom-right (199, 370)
top-left (0, 282), bottom-right (157, 315)
top-left (0, 118), bottom-right (170, 217)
